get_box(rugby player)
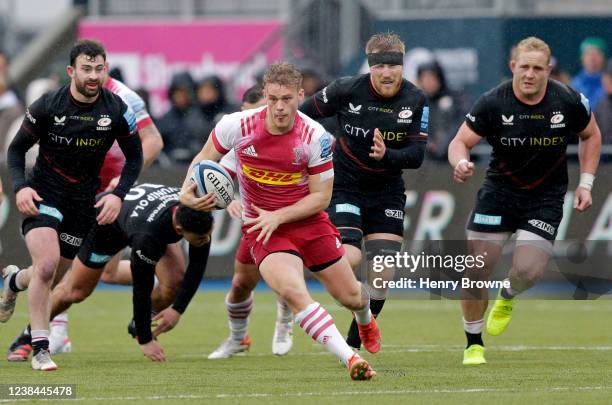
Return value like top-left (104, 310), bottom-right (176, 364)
top-left (300, 32), bottom-right (428, 350)
top-left (181, 62), bottom-right (379, 380)
top-left (0, 39), bottom-right (143, 371)
top-left (448, 37), bottom-right (601, 365)
top-left (208, 85), bottom-right (295, 359)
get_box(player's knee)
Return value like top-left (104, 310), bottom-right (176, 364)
top-left (278, 286), bottom-right (310, 310)
top-left (33, 259), bottom-right (59, 283)
top-left (231, 275), bottom-right (257, 297)
top-left (70, 285), bottom-right (94, 303)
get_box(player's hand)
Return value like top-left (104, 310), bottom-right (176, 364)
top-left (453, 159), bottom-right (475, 183)
top-left (104, 176), bottom-right (120, 192)
top-left (16, 187), bottom-right (42, 216)
top-left (369, 128), bottom-right (386, 161)
top-left (573, 187), bottom-right (592, 212)
top-left (95, 193), bottom-right (122, 225)
top-left (140, 339), bottom-right (166, 362)
top-left (179, 182), bottom-right (217, 211)
top-left (244, 204), bottom-right (281, 244)
top-left (152, 307), bottom-right (181, 337)
top-left (226, 200), bottom-right (243, 219)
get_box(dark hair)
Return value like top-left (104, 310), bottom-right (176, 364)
top-left (242, 84), bottom-right (264, 104)
top-left (175, 205), bottom-right (213, 235)
top-left (69, 39), bottom-right (106, 67)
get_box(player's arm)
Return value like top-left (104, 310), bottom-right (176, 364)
top-left (180, 114), bottom-right (237, 210)
top-left (153, 241), bottom-right (212, 337)
top-left (245, 170), bottom-right (334, 244)
top-left (129, 236), bottom-right (166, 361)
top-left (139, 123), bottom-right (164, 169)
top-left (371, 128), bottom-right (427, 170)
top-left (574, 114), bottom-right (602, 212)
top-left (7, 98), bottom-right (46, 216)
top-left (448, 122), bottom-right (482, 183)
top-left (299, 78), bottom-right (345, 118)
top-left (179, 136), bottom-right (223, 210)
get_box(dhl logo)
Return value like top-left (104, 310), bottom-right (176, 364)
top-left (242, 164), bottom-right (302, 185)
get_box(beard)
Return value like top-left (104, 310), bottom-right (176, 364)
top-left (75, 78), bottom-right (101, 98)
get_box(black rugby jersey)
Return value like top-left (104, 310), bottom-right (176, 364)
top-left (8, 85), bottom-right (142, 202)
top-left (116, 183), bottom-right (210, 344)
top-left (466, 79), bottom-right (591, 195)
top-left (301, 74), bottom-right (428, 189)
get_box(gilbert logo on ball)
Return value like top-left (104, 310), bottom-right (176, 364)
top-left (191, 160), bottom-right (234, 209)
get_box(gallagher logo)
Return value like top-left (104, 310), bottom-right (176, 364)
top-left (242, 164), bottom-right (302, 185)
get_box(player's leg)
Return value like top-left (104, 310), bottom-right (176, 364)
top-left (461, 233), bottom-right (507, 364)
top-left (259, 252), bottom-right (375, 380)
top-left (25, 227), bottom-right (61, 371)
top-left (99, 253), bottom-right (128, 284)
top-left (487, 230), bottom-right (553, 336)
top-left (208, 258), bottom-right (259, 359)
top-left (311, 256), bottom-right (381, 354)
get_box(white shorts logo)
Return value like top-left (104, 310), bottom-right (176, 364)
top-left (527, 219), bottom-right (555, 235)
top-left (59, 233), bottom-right (82, 247)
top-left (385, 209), bottom-right (404, 219)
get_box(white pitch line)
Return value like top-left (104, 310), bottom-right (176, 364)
top-left (178, 344), bottom-right (612, 358)
top-left (1, 386), bottom-right (611, 402)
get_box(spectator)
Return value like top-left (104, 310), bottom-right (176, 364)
top-left (417, 61), bottom-right (465, 161)
top-left (157, 72), bottom-right (206, 165)
top-left (241, 84), bottom-right (265, 110)
top-left (571, 37), bottom-right (607, 111)
top-left (0, 72), bottom-right (23, 161)
top-left (595, 59), bottom-right (612, 145)
top-left (195, 75), bottom-right (237, 144)
top-left (550, 57), bottom-right (571, 85)
top-left (302, 67), bottom-right (326, 97)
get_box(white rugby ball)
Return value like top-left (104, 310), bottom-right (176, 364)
top-left (191, 160), bottom-right (234, 209)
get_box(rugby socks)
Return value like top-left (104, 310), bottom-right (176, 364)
top-left (31, 330), bottom-right (49, 355)
top-left (9, 269), bottom-right (27, 293)
top-left (463, 318), bottom-right (484, 348)
top-left (226, 293), bottom-right (253, 343)
top-left (50, 312), bottom-right (68, 336)
top-left (296, 302), bottom-right (354, 366)
top-left (347, 299), bottom-right (382, 348)
top-left (500, 280), bottom-right (517, 299)
top-left (276, 297), bottom-right (292, 323)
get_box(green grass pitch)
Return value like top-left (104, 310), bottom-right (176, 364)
top-left (1, 290), bottom-right (611, 404)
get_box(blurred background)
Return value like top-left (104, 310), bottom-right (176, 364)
top-left (0, 0), bottom-right (611, 280)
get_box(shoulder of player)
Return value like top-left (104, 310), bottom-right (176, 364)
top-left (218, 106), bottom-right (263, 127)
top-left (106, 78), bottom-right (145, 108)
top-left (546, 79), bottom-right (580, 102)
top-left (400, 79), bottom-right (427, 102)
top-left (328, 74), bottom-right (366, 94)
top-left (297, 110), bottom-right (327, 134)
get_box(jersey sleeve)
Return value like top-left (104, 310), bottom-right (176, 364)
top-left (568, 89), bottom-right (592, 133)
top-left (307, 126), bottom-right (334, 175)
top-left (211, 112), bottom-right (241, 154)
top-left (129, 234), bottom-right (166, 344)
top-left (123, 88), bottom-right (153, 130)
top-left (300, 77), bottom-right (348, 118)
top-left (116, 102), bottom-right (138, 139)
top-left (464, 93), bottom-right (492, 137)
top-left (21, 93), bottom-right (48, 139)
top-left (171, 241), bottom-right (211, 314)
top-left (219, 149), bottom-right (237, 178)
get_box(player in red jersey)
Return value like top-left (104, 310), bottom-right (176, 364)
top-left (181, 62), bottom-right (379, 380)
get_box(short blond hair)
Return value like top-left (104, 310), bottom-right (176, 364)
top-left (365, 32), bottom-right (405, 54)
top-left (263, 62), bottom-right (302, 89)
top-left (513, 36), bottom-right (551, 64)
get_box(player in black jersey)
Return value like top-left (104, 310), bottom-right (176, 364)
top-left (6, 184), bottom-right (212, 363)
top-left (300, 32), bottom-right (428, 350)
top-left (448, 37), bottom-right (602, 365)
top-left (0, 40), bottom-right (143, 371)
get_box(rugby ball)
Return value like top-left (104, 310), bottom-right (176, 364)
top-left (191, 160), bottom-right (234, 209)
